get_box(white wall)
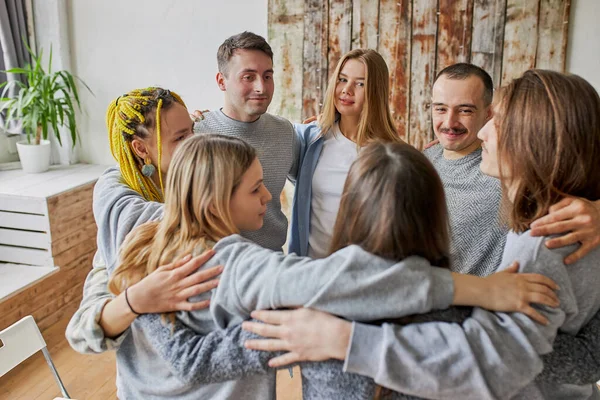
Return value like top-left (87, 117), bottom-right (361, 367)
top-left (67, 0), bottom-right (268, 165)
top-left (566, 0), bottom-right (600, 93)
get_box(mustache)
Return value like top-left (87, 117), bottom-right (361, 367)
top-left (440, 127), bottom-right (468, 135)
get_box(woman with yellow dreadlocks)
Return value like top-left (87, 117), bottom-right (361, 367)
top-left (67, 87), bottom-right (227, 349)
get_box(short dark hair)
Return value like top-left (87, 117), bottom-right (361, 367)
top-left (434, 63), bottom-right (494, 106)
top-left (217, 31), bottom-right (273, 76)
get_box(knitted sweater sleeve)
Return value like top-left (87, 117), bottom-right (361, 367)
top-left (537, 310), bottom-right (600, 384)
top-left (134, 314), bottom-right (274, 385)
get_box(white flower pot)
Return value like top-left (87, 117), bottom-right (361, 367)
top-left (16, 140), bottom-right (52, 173)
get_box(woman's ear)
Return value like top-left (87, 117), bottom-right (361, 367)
top-left (131, 138), bottom-right (149, 160)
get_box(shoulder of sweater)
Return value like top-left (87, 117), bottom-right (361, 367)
top-left (508, 230), bottom-right (575, 265)
top-left (422, 143), bottom-right (443, 160)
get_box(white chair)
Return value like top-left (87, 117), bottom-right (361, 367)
top-left (0, 315), bottom-right (70, 398)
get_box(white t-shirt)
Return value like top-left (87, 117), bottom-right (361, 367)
top-left (307, 123), bottom-right (359, 259)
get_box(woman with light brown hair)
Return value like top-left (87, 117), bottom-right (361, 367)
top-left (244, 70), bottom-right (600, 399)
top-left (289, 48), bottom-right (404, 258)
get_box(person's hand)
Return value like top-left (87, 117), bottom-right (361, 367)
top-left (302, 114), bottom-right (321, 124)
top-left (423, 139), bottom-right (439, 150)
top-left (242, 308), bottom-right (351, 368)
top-left (127, 250), bottom-right (222, 314)
top-left (482, 262), bottom-right (559, 325)
top-left (530, 197), bottom-right (600, 264)
top-left (191, 109), bottom-right (210, 122)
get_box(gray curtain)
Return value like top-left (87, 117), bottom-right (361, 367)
top-left (0, 0), bottom-right (29, 85)
top-left (0, 0), bottom-right (29, 133)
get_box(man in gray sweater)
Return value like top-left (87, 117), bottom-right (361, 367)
top-left (194, 31), bottom-right (299, 251)
top-left (418, 63), bottom-right (600, 394)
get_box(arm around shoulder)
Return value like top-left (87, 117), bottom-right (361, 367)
top-left (66, 256), bottom-right (128, 354)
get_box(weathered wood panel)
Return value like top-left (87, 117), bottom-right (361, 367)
top-left (378, 0), bottom-right (412, 140)
top-left (536, 0), bottom-right (570, 71)
top-left (268, 0), bottom-right (570, 149)
top-left (0, 249), bottom-right (94, 331)
top-left (49, 211), bottom-right (96, 244)
top-left (268, 0), bottom-right (305, 123)
top-left (351, 0), bottom-right (379, 49)
top-left (409, 0), bottom-right (438, 149)
top-left (471, 0), bottom-right (507, 85)
top-left (328, 0), bottom-right (353, 77)
top-left (302, 0), bottom-right (329, 120)
top-left (501, 0), bottom-right (540, 85)
top-left (436, 0), bottom-right (474, 73)
top-left (46, 183), bottom-right (93, 212)
top-left (0, 250), bottom-right (93, 319)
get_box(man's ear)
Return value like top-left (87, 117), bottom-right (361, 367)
top-left (216, 72), bottom-right (227, 92)
top-left (130, 138), bottom-right (149, 160)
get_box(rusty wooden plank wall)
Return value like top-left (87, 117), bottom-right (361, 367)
top-left (303, 0), bottom-right (329, 119)
top-left (268, 0), bottom-right (304, 123)
top-left (536, 0), bottom-right (571, 71)
top-left (409, 0), bottom-right (438, 148)
top-left (436, 0), bottom-right (474, 71)
top-left (502, 0), bottom-right (541, 84)
top-left (268, 0), bottom-right (571, 149)
top-left (471, 0), bottom-right (507, 86)
top-left (378, 0), bottom-right (412, 141)
top-left (351, 0), bottom-right (379, 49)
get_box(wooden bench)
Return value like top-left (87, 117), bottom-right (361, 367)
top-left (0, 164), bottom-right (107, 331)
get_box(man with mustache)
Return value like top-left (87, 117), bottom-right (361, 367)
top-left (425, 63), bottom-right (600, 275)
top-left (422, 63), bottom-right (600, 386)
top-left (424, 64), bottom-right (503, 276)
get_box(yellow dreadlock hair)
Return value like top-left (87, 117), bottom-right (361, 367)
top-left (106, 87), bottom-right (186, 202)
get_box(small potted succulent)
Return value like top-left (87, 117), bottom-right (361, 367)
top-left (0, 44), bottom-right (91, 173)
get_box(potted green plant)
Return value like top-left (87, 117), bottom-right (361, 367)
top-left (0, 44), bottom-right (91, 173)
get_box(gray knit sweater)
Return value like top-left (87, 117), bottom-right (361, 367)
top-left (194, 109), bottom-right (299, 251)
top-left (424, 144), bottom-right (507, 276)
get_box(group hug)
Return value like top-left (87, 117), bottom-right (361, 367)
top-left (65, 31), bottom-right (600, 399)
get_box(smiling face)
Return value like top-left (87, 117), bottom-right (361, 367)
top-left (229, 157), bottom-right (272, 231)
top-left (218, 49), bottom-right (274, 122)
top-left (431, 75), bottom-right (492, 159)
top-left (334, 58), bottom-right (366, 119)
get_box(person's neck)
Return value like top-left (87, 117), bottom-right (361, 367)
top-left (150, 173), bottom-right (162, 190)
top-left (442, 139), bottom-right (482, 160)
top-left (339, 116), bottom-right (360, 142)
top-left (221, 105), bottom-right (261, 123)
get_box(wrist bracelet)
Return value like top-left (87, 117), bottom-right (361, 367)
top-left (125, 287), bottom-right (142, 315)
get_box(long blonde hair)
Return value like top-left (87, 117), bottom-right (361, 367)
top-left (108, 134), bottom-right (257, 298)
top-left (106, 87), bottom-right (186, 202)
top-left (319, 49), bottom-right (401, 146)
